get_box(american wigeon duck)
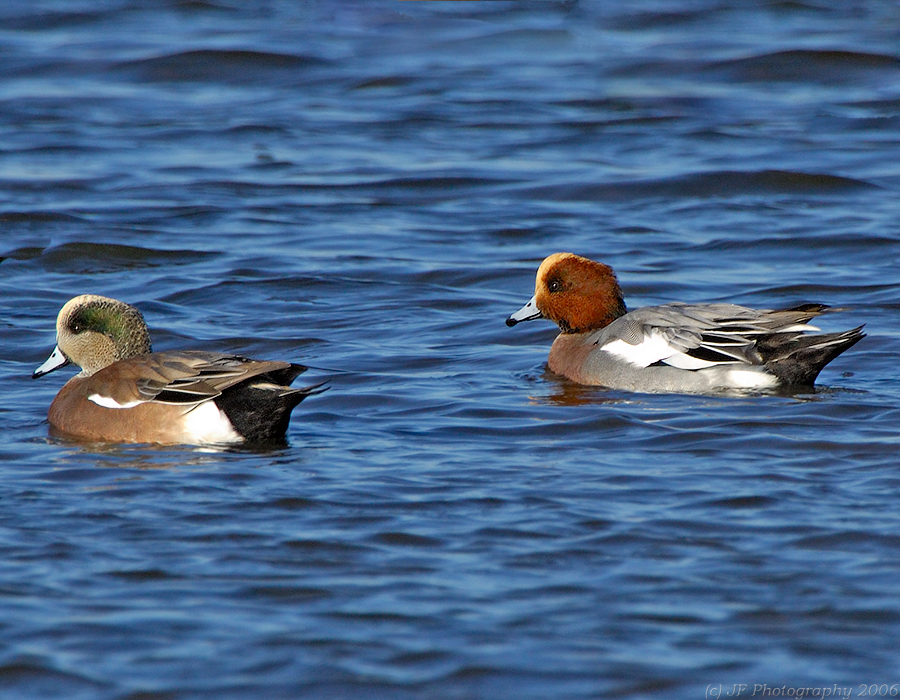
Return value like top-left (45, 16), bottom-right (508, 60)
top-left (33, 294), bottom-right (324, 445)
top-left (506, 253), bottom-right (865, 393)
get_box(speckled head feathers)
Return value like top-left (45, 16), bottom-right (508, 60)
top-left (54, 294), bottom-right (152, 376)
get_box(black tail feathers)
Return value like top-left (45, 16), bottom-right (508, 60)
top-left (761, 325), bottom-right (865, 386)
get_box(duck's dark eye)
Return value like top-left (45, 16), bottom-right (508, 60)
top-left (547, 278), bottom-right (562, 293)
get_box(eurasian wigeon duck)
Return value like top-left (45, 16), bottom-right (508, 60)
top-left (506, 253), bottom-right (865, 393)
top-left (33, 294), bottom-right (325, 445)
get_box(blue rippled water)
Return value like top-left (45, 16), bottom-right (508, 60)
top-left (2, 1), bottom-right (900, 698)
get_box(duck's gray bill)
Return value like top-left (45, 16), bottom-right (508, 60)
top-left (33, 345), bottom-right (69, 379)
top-left (506, 295), bottom-right (542, 327)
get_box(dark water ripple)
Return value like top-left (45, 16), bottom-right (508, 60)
top-left (119, 49), bottom-right (330, 84)
top-left (2, 1), bottom-right (900, 699)
top-left (714, 49), bottom-right (900, 84)
top-left (526, 170), bottom-right (878, 202)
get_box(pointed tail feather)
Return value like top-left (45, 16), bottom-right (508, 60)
top-left (284, 381), bottom-right (329, 410)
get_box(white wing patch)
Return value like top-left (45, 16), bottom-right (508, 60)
top-left (601, 334), bottom-right (675, 368)
top-left (601, 331), bottom-right (764, 372)
top-left (88, 393), bottom-right (144, 409)
top-left (660, 352), bottom-right (719, 370)
top-left (779, 323), bottom-right (820, 333)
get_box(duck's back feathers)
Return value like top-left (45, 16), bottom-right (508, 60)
top-left (591, 302), bottom-right (864, 389)
top-left (117, 351), bottom-right (325, 444)
top-left (597, 303), bottom-right (822, 365)
top-left (127, 352), bottom-right (308, 405)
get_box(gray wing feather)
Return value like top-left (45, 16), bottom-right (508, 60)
top-left (596, 302), bottom-right (826, 368)
top-left (131, 352), bottom-right (295, 405)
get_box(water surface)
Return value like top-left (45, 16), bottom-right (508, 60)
top-left (2, 1), bottom-right (900, 698)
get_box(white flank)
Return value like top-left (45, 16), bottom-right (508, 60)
top-left (183, 401), bottom-right (243, 444)
top-left (724, 369), bottom-right (778, 389)
top-left (601, 334), bottom-right (674, 368)
top-left (88, 393), bottom-right (144, 409)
